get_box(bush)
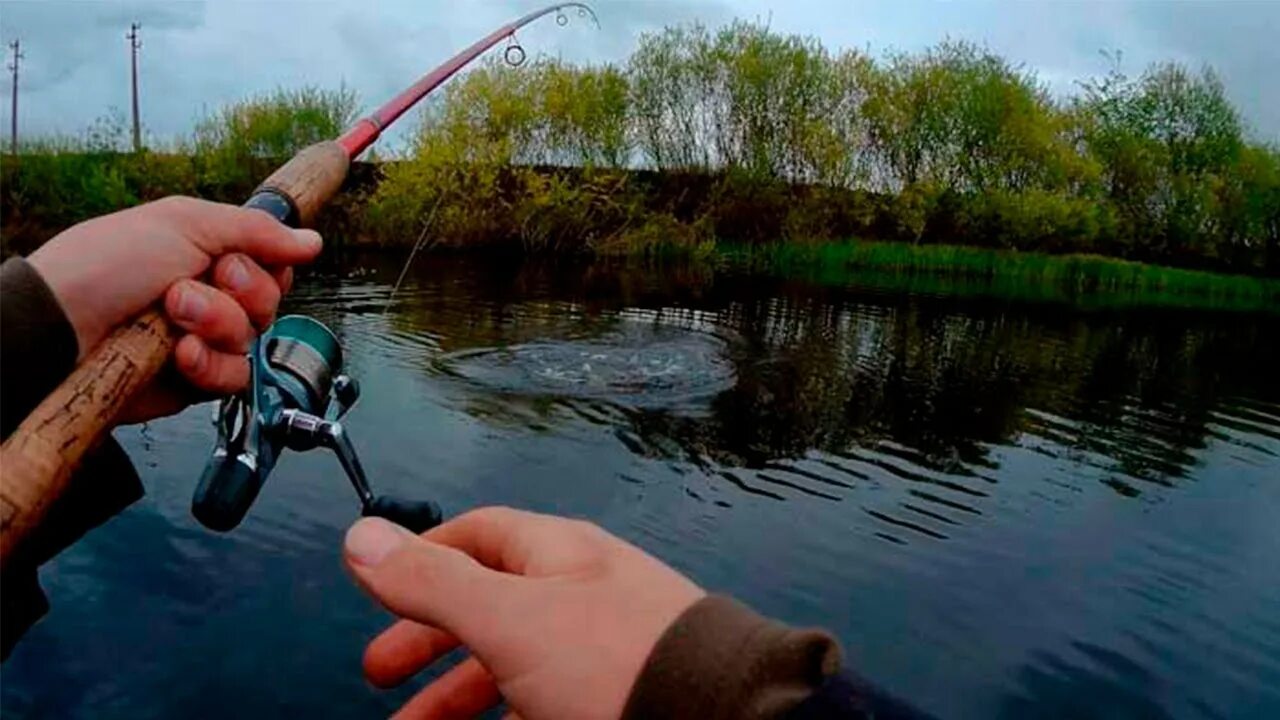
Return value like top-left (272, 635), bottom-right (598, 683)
top-left (192, 86), bottom-right (359, 194)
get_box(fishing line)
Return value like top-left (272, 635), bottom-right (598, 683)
top-left (383, 193), bottom-right (445, 316)
top-left (375, 3), bottom-right (600, 315)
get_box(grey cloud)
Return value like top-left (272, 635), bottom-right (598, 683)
top-left (2, 1), bottom-right (203, 92)
top-left (1128, 1), bottom-right (1280, 138)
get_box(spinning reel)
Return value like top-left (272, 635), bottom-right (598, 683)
top-left (192, 316), bottom-right (442, 533)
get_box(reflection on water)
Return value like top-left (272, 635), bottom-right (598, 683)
top-left (3, 254), bottom-right (1278, 719)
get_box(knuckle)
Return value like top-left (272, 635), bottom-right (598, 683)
top-left (208, 305), bottom-right (253, 345)
top-left (156, 195), bottom-right (200, 214)
top-left (213, 354), bottom-right (250, 391)
top-left (469, 505), bottom-right (518, 524)
top-left (241, 206), bottom-right (286, 236)
top-left (569, 518), bottom-right (607, 543)
top-left (456, 506), bottom-right (511, 536)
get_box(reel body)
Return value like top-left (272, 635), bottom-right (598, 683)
top-left (192, 316), bottom-right (442, 533)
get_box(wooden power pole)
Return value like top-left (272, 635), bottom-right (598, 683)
top-left (127, 23), bottom-right (141, 152)
top-left (7, 39), bottom-right (20, 156)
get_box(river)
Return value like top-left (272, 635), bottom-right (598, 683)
top-left (3, 255), bottom-right (1278, 719)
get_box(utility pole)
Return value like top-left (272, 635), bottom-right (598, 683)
top-left (127, 23), bottom-right (141, 152)
top-left (7, 39), bottom-right (20, 156)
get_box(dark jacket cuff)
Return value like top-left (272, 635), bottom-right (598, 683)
top-left (622, 595), bottom-right (841, 720)
top-left (1, 256), bottom-right (80, 435)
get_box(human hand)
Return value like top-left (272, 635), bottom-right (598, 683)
top-left (343, 507), bottom-right (706, 720)
top-left (28, 196), bottom-right (322, 421)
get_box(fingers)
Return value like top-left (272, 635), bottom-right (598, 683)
top-left (365, 620), bottom-right (460, 689)
top-left (344, 518), bottom-right (512, 638)
top-left (213, 253), bottom-right (281, 329)
top-left (118, 366), bottom-right (210, 424)
top-left (391, 657), bottom-right (500, 720)
top-left (174, 334), bottom-right (249, 394)
top-left (273, 266), bottom-right (294, 295)
top-left (422, 506), bottom-right (560, 575)
top-left (422, 506), bottom-right (612, 577)
top-left (156, 196), bottom-right (323, 266)
top-left (165, 280), bottom-right (254, 353)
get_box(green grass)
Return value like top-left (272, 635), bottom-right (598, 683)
top-left (718, 240), bottom-right (1280, 312)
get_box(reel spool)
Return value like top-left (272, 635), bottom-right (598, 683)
top-left (192, 316), bottom-right (442, 533)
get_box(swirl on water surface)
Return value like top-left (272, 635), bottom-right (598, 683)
top-left (439, 323), bottom-right (736, 409)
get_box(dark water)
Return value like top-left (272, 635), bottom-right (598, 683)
top-left (4, 255), bottom-right (1279, 719)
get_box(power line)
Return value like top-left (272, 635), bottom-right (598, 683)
top-left (7, 39), bottom-right (21, 156)
top-left (127, 23), bottom-right (141, 152)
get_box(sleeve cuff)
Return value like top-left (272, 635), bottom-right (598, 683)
top-left (622, 595), bottom-right (842, 720)
top-left (1, 256), bottom-right (80, 437)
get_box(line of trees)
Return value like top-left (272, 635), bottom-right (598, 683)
top-left (368, 22), bottom-right (1279, 272)
top-left (2, 20), bottom-right (1277, 274)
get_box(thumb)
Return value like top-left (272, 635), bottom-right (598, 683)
top-left (344, 517), bottom-right (511, 636)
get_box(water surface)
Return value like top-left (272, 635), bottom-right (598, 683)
top-left (4, 255), bottom-right (1278, 719)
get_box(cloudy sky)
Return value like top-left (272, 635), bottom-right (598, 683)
top-left (2, 0), bottom-right (1278, 152)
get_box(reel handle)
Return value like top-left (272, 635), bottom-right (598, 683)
top-left (363, 496), bottom-right (444, 534)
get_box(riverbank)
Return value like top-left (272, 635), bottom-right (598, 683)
top-left (717, 241), bottom-right (1280, 311)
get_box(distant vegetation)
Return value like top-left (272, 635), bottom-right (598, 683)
top-left (3, 21), bottom-right (1279, 286)
top-left (371, 23), bottom-right (1279, 275)
top-left (0, 87), bottom-right (358, 253)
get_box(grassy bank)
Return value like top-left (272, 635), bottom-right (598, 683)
top-left (719, 240), bottom-right (1280, 310)
top-left (0, 88), bottom-right (359, 255)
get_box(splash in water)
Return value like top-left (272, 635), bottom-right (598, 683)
top-left (440, 324), bottom-right (735, 409)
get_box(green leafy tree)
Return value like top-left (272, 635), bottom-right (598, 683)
top-left (1077, 61), bottom-right (1246, 263)
top-left (192, 85), bottom-right (359, 192)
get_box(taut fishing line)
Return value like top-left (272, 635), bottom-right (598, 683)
top-left (383, 193), bottom-right (445, 316)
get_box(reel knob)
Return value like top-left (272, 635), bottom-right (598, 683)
top-left (363, 496), bottom-right (444, 534)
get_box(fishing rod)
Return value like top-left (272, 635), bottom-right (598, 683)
top-left (0, 2), bottom-right (599, 566)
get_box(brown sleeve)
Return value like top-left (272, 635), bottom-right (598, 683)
top-left (1, 256), bottom-right (144, 661)
top-left (622, 595), bottom-right (842, 720)
top-left (0, 256), bottom-right (81, 436)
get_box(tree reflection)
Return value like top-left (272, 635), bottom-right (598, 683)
top-left (324, 254), bottom-right (1280, 500)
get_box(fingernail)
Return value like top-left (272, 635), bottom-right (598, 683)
top-left (223, 257), bottom-right (252, 292)
top-left (173, 283), bottom-right (209, 323)
top-left (345, 517), bottom-right (410, 566)
top-left (293, 229), bottom-right (322, 252)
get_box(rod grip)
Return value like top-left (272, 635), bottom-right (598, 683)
top-left (253, 140), bottom-right (351, 226)
top-left (0, 309), bottom-right (177, 565)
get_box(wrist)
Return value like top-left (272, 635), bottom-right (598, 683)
top-left (28, 240), bottom-right (104, 359)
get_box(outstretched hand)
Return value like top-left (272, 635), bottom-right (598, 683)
top-left (28, 196), bottom-right (322, 422)
top-left (343, 507), bottom-right (706, 720)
